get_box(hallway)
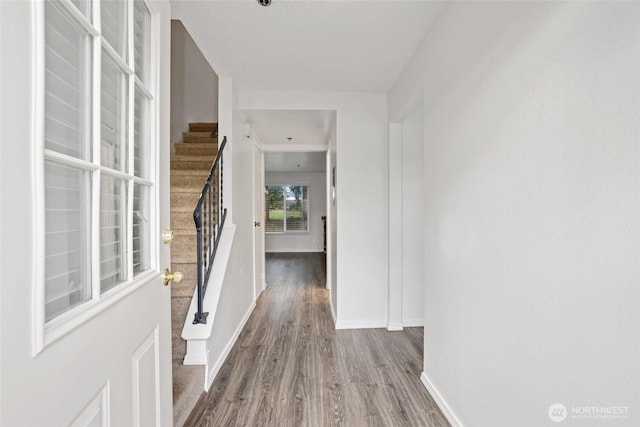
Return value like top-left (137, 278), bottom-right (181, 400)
top-left (184, 253), bottom-right (449, 426)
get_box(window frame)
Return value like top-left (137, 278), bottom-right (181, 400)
top-left (32, 0), bottom-right (161, 354)
top-left (265, 183), bottom-right (310, 235)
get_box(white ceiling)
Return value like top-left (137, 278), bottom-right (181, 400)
top-left (170, 0), bottom-right (444, 92)
top-left (241, 109), bottom-right (334, 146)
top-left (265, 151), bottom-right (327, 173)
top-left (244, 110), bottom-right (331, 173)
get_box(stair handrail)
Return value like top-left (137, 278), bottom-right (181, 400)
top-left (192, 133), bottom-right (227, 324)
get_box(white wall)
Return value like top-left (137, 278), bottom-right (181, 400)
top-left (389, 2), bottom-right (640, 426)
top-left (401, 104), bottom-right (424, 326)
top-left (265, 172), bottom-right (326, 253)
top-left (239, 91), bottom-right (388, 328)
top-left (170, 20), bottom-right (219, 147)
top-left (387, 123), bottom-right (403, 330)
top-left (204, 83), bottom-right (256, 386)
top-left (0, 0), bottom-right (3, 415)
top-left (328, 115), bottom-right (338, 321)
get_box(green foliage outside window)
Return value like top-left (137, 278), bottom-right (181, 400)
top-left (265, 185), bottom-right (308, 233)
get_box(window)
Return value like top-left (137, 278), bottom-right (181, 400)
top-left (265, 185), bottom-right (309, 233)
top-left (42, 0), bottom-right (154, 322)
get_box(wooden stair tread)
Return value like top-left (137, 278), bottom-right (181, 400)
top-left (174, 144), bottom-right (216, 148)
top-left (175, 145), bottom-right (218, 155)
top-left (171, 169), bottom-right (210, 175)
top-left (172, 155), bottom-right (215, 161)
top-left (171, 205), bottom-right (197, 213)
top-left (180, 132), bottom-right (217, 144)
top-left (189, 122), bottom-right (217, 132)
top-left (172, 227), bottom-right (197, 236)
top-left (174, 143), bottom-right (217, 150)
top-left (171, 160), bottom-right (214, 170)
top-left (182, 131), bottom-right (211, 137)
top-left (171, 185), bottom-right (204, 193)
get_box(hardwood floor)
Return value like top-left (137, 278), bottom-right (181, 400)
top-left (184, 252), bottom-right (449, 427)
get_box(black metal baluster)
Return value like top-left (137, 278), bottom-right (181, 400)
top-left (220, 151), bottom-right (224, 221)
top-left (192, 136), bottom-right (227, 325)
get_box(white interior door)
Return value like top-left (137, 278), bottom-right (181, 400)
top-left (0, 1), bottom-right (173, 425)
top-left (254, 146), bottom-right (266, 299)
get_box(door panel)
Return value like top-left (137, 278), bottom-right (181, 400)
top-left (132, 328), bottom-right (160, 427)
top-left (0, 1), bottom-right (173, 425)
top-left (70, 385), bottom-right (110, 427)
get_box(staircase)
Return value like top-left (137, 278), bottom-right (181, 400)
top-left (170, 122), bottom-right (218, 426)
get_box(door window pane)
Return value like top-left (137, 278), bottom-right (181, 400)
top-left (71, 0), bottom-right (92, 21)
top-left (100, 175), bottom-right (127, 293)
top-left (44, 161), bottom-right (92, 321)
top-left (101, 52), bottom-right (128, 172)
top-left (133, 0), bottom-right (150, 83)
top-left (134, 89), bottom-right (148, 178)
top-left (42, 0), bottom-right (156, 324)
top-left (44, 1), bottom-right (92, 160)
top-left (133, 184), bottom-right (151, 275)
top-left (101, 0), bottom-right (127, 58)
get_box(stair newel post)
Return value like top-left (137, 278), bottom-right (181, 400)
top-left (205, 172), bottom-right (216, 270)
top-left (219, 137), bottom-right (228, 240)
top-left (193, 207), bottom-right (207, 324)
top-left (203, 189), bottom-right (208, 273)
top-left (205, 175), bottom-right (210, 271)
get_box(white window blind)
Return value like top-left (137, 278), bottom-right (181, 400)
top-left (133, 0), bottom-right (150, 84)
top-left (99, 175), bottom-right (127, 293)
top-left (265, 185), bottom-right (309, 233)
top-left (44, 161), bottom-right (92, 321)
top-left (133, 0), bottom-right (153, 276)
top-left (100, 52), bottom-right (127, 172)
top-left (70, 0), bottom-right (91, 20)
top-left (43, 0), bottom-right (154, 323)
top-left (133, 183), bottom-right (150, 275)
top-left (43, 1), bottom-right (93, 321)
top-left (44, 1), bottom-right (91, 160)
top-left (134, 88), bottom-right (148, 178)
top-left (100, 0), bottom-right (127, 57)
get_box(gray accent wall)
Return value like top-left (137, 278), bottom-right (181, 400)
top-left (170, 20), bottom-right (218, 150)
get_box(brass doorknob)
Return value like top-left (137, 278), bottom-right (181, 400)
top-left (162, 228), bottom-right (174, 244)
top-left (163, 269), bottom-right (183, 286)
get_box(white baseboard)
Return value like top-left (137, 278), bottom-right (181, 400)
top-left (206, 301), bottom-right (256, 390)
top-left (329, 292), bottom-right (337, 328)
top-left (387, 322), bottom-right (403, 331)
top-left (183, 340), bottom-right (207, 365)
top-left (335, 319), bottom-right (387, 330)
top-left (402, 318), bottom-right (424, 327)
top-left (420, 372), bottom-right (463, 427)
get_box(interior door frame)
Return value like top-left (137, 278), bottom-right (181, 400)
top-left (256, 146), bottom-right (332, 292)
top-left (253, 143), bottom-right (266, 300)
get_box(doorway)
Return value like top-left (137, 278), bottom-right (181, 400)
top-left (388, 93), bottom-right (425, 330)
top-left (243, 109), bottom-right (335, 323)
top-left (259, 151), bottom-right (328, 290)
